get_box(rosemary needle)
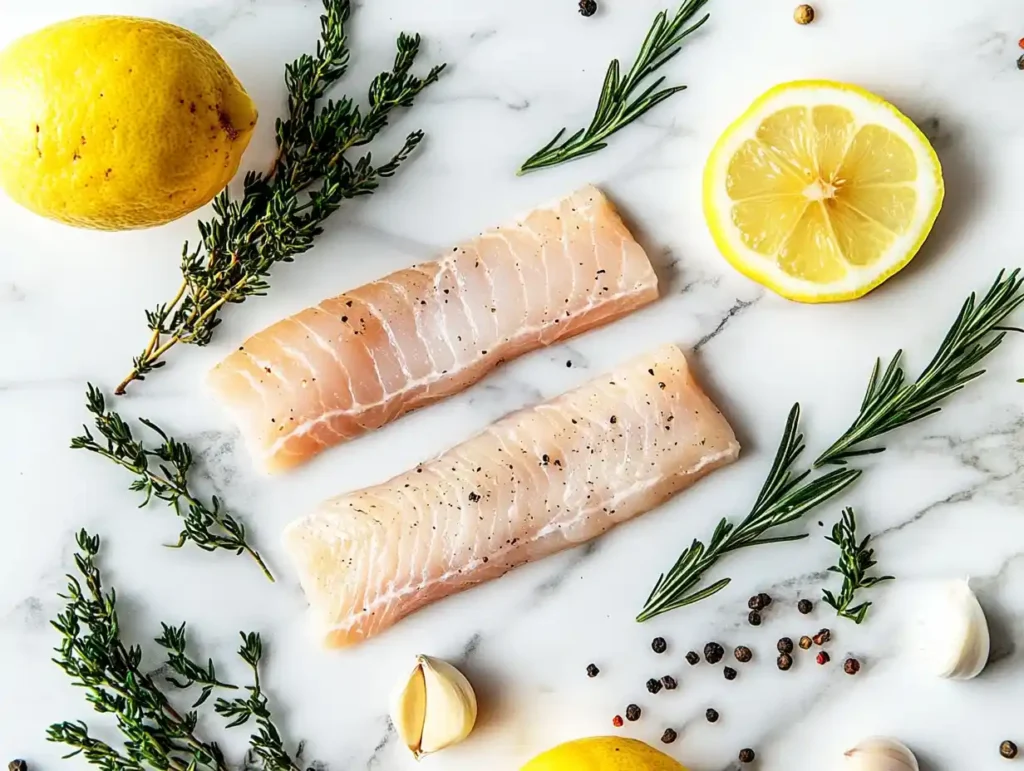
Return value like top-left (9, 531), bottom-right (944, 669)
top-left (519, 0), bottom-right (710, 174)
top-left (639, 269), bottom-right (1024, 622)
top-left (71, 384), bottom-right (274, 581)
top-left (115, 0), bottom-right (445, 394)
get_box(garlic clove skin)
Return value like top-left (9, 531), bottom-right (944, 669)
top-left (921, 579), bottom-right (991, 680)
top-left (845, 737), bottom-right (920, 771)
top-left (390, 655), bottom-right (478, 759)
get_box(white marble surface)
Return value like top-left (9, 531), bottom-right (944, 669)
top-left (2, 0), bottom-right (1024, 769)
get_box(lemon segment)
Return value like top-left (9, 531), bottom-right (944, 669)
top-left (704, 80), bottom-right (944, 303)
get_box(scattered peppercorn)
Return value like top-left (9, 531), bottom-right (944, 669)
top-left (612, 714), bottom-right (624, 728)
top-left (686, 651), bottom-right (700, 666)
top-left (704, 642), bottom-right (725, 664)
top-left (586, 663), bottom-right (600, 678)
top-left (747, 594), bottom-right (765, 611)
top-left (777, 653), bottom-right (793, 671)
top-left (652, 637), bottom-right (668, 654)
top-left (661, 675), bottom-right (678, 690)
top-left (625, 704), bottom-right (641, 722)
top-left (758, 592), bottom-right (773, 607)
top-left (777, 637), bottom-right (794, 654)
top-left (817, 651), bottom-right (831, 665)
top-left (661, 728), bottom-right (678, 745)
top-left (734, 646), bottom-right (753, 663)
top-left (739, 748), bottom-right (756, 764)
top-left (1019, 37), bottom-right (1024, 49)
top-left (9, 762), bottom-right (27, 771)
top-left (799, 635), bottom-right (813, 650)
top-left (844, 658), bottom-right (861, 676)
top-left (705, 708), bottom-right (720, 723)
top-left (1018, 54), bottom-right (1024, 71)
top-left (723, 666), bottom-right (737, 681)
top-left (578, 0), bottom-right (598, 17)
top-left (794, 4), bottom-right (814, 24)
top-left (748, 610), bottom-right (762, 626)
top-left (797, 599), bottom-right (813, 614)
top-left (646, 678), bottom-right (664, 694)
top-left (1000, 741), bottom-right (1018, 759)
top-left (813, 628), bottom-right (832, 646)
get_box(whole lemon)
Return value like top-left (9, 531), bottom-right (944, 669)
top-left (521, 737), bottom-right (687, 771)
top-left (0, 16), bottom-right (258, 230)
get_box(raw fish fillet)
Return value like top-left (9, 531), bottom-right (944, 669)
top-left (209, 185), bottom-right (659, 472)
top-left (283, 344), bottom-right (740, 647)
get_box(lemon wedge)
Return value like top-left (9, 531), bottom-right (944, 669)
top-left (703, 80), bottom-right (944, 303)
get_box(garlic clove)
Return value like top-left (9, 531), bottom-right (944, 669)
top-left (921, 579), bottom-right (991, 680)
top-left (390, 655), bottom-right (478, 759)
top-left (845, 737), bottom-right (919, 771)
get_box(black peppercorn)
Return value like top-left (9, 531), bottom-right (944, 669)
top-left (661, 728), bottom-right (678, 745)
top-left (747, 594), bottom-right (764, 611)
top-left (843, 658), bottom-right (861, 676)
top-left (723, 666), bottom-right (737, 681)
top-left (652, 636), bottom-right (668, 654)
top-left (758, 592), bottom-right (773, 607)
top-left (1018, 54), bottom-right (1024, 71)
top-left (704, 642), bottom-right (725, 664)
top-left (777, 653), bottom-right (793, 671)
top-left (799, 635), bottom-right (813, 650)
top-left (748, 610), bottom-right (762, 626)
top-left (797, 599), bottom-right (813, 614)
top-left (777, 637), bottom-right (794, 654)
top-left (578, 0), bottom-right (598, 17)
top-left (9, 762), bottom-right (27, 771)
top-left (661, 675), bottom-right (678, 690)
top-left (739, 748), bottom-right (756, 764)
top-left (1001, 741), bottom-right (1019, 759)
top-left (625, 704), bottom-right (641, 722)
top-left (813, 628), bottom-right (832, 646)
top-left (685, 651), bottom-right (700, 666)
top-left (705, 708), bottom-right (719, 723)
top-left (734, 646), bottom-right (753, 663)
top-left (586, 663), bottom-right (600, 678)
top-left (646, 678), bottom-right (663, 694)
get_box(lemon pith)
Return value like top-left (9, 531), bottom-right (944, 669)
top-left (703, 80), bottom-right (944, 303)
top-left (0, 16), bottom-right (258, 231)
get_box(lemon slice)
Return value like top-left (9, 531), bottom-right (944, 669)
top-left (703, 80), bottom-right (944, 303)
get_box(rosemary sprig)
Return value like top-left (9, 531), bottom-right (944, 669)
top-left (71, 384), bottom-right (273, 581)
top-left (51, 532), bottom-right (305, 771)
top-left (816, 269), bottom-right (1024, 467)
top-left (115, 0), bottom-right (445, 394)
top-left (638, 269), bottom-right (1024, 622)
top-left (637, 405), bottom-right (861, 621)
top-left (822, 508), bottom-right (894, 624)
top-left (49, 531), bottom-right (230, 771)
top-left (518, 0), bottom-right (710, 174)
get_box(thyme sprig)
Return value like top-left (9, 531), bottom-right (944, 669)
top-left (822, 508), bottom-right (894, 624)
top-left (115, 0), bottom-right (445, 394)
top-left (50, 532), bottom-right (305, 771)
top-left (637, 406), bottom-right (861, 621)
top-left (816, 269), bottom-right (1024, 467)
top-left (519, 0), bottom-right (710, 174)
top-left (71, 384), bottom-right (273, 581)
top-left (639, 269), bottom-right (1024, 622)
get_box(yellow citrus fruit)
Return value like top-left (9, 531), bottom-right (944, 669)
top-left (521, 737), bottom-right (687, 771)
top-left (0, 16), bottom-right (258, 230)
top-left (703, 80), bottom-right (944, 303)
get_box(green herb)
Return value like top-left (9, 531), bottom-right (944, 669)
top-left (71, 384), bottom-right (273, 581)
top-left (822, 508), bottom-right (893, 624)
top-left (637, 405), bottom-right (861, 621)
top-left (816, 269), bottom-right (1024, 467)
top-left (638, 269), bottom-right (1024, 622)
top-left (50, 531), bottom-right (304, 771)
top-left (115, 0), bottom-right (445, 394)
top-left (518, 0), bottom-right (710, 174)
